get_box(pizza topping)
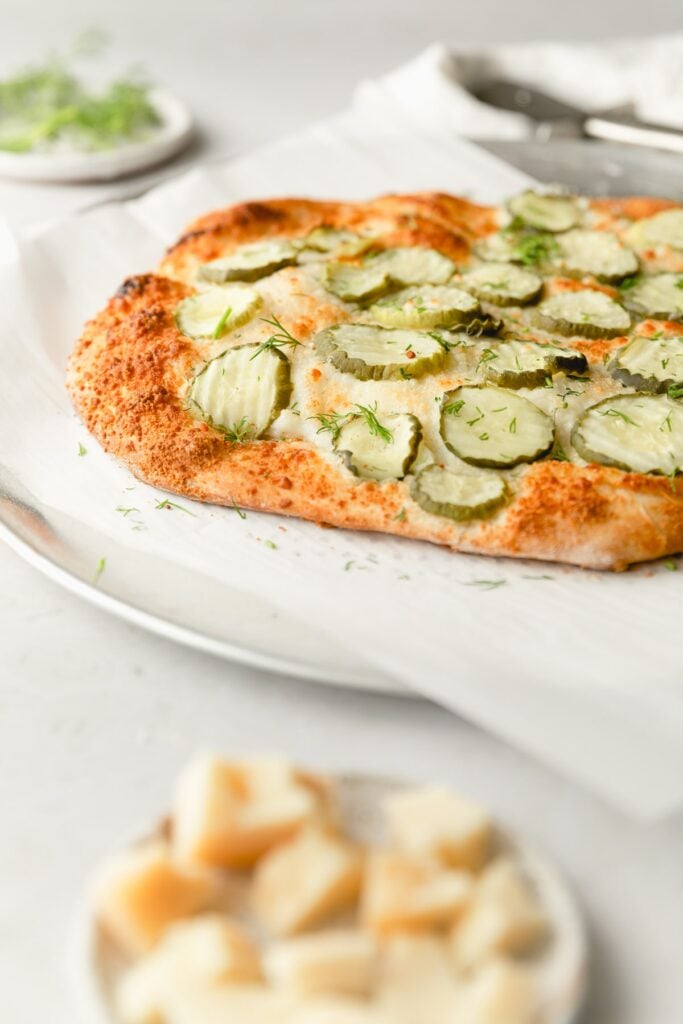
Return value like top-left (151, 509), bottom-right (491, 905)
top-left (188, 344), bottom-right (292, 440)
top-left (323, 261), bottom-right (391, 303)
top-left (536, 289), bottom-right (630, 339)
top-left (572, 394), bottom-right (683, 474)
top-left (323, 247), bottom-right (456, 303)
top-left (199, 240), bottom-right (299, 283)
top-left (461, 263), bottom-right (543, 306)
top-left (555, 229), bottom-right (638, 282)
top-left (507, 191), bottom-right (580, 232)
top-left (410, 465), bottom-right (507, 521)
top-left (624, 208), bottom-right (683, 252)
top-left (315, 323), bottom-right (446, 381)
top-left (475, 230), bottom-right (559, 267)
top-left (479, 339), bottom-right (587, 390)
top-left (610, 333), bottom-right (683, 393)
top-left (302, 227), bottom-right (365, 253)
top-left (334, 409), bottom-right (422, 481)
top-left (622, 273), bottom-right (683, 320)
top-left (175, 285), bottom-right (262, 339)
top-left (368, 284), bottom-right (479, 329)
top-left (440, 385), bottom-right (554, 468)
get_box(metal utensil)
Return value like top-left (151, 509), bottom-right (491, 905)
top-left (472, 78), bottom-right (683, 155)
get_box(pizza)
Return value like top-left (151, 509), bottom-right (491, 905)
top-left (67, 189), bottom-right (683, 571)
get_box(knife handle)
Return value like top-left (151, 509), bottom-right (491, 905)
top-left (584, 116), bottom-right (683, 155)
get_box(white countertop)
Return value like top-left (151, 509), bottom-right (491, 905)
top-left (1, 3), bottom-right (682, 1022)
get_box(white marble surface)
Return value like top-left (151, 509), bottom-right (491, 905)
top-left (1, 3), bottom-right (683, 1022)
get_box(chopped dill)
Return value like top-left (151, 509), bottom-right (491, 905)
top-left (212, 305), bottom-right (232, 339)
top-left (309, 410), bottom-right (350, 443)
top-left (115, 506), bottom-right (139, 517)
top-left (250, 315), bottom-right (301, 359)
top-left (231, 498), bottom-right (247, 520)
top-left (223, 417), bottom-right (254, 444)
top-left (154, 498), bottom-right (196, 516)
top-left (354, 402), bottom-right (393, 444)
top-left (392, 507), bottom-right (407, 522)
top-left (77, 442), bottom-right (87, 456)
top-left (93, 556), bottom-right (106, 584)
top-left (464, 578), bottom-right (506, 591)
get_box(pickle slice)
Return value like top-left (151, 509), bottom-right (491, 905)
top-left (323, 261), bottom-right (390, 303)
top-left (623, 273), bottom-right (683, 320)
top-left (315, 323), bottom-right (445, 381)
top-left (610, 334), bottom-right (683, 393)
top-left (556, 230), bottom-right (638, 282)
top-left (462, 263), bottom-right (542, 306)
top-left (376, 246), bottom-right (456, 286)
top-left (572, 394), bottom-right (683, 474)
top-left (480, 339), bottom-right (587, 389)
top-left (536, 289), bottom-right (630, 339)
top-left (368, 285), bottom-right (479, 329)
top-left (440, 385), bottom-right (554, 468)
top-left (199, 240), bottom-right (298, 283)
top-left (411, 465), bottom-right (507, 521)
top-left (624, 208), bottom-right (683, 252)
top-left (175, 285), bottom-right (262, 339)
top-left (334, 410), bottom-right (421, 481)
top-left (475, 230), bottom-right (559, 267)
top-left (188, 344), bottom-right (292, 440)
top-left (302, 227), bottom-right (364, 253)
top-left (508, 191), bottom-right (579, 232)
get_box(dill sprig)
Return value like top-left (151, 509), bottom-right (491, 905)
top-left (212, 305), bottom-right (232, 339)
top-left (250, 315), bottom-right (302, 360)
top-left (354, 403), bottom-right (393, 444)
top-left (309, 410), bottom-right (350, 443)
top-left (154, 498), bottom-right (197, 516)
top-left (222, 417), bottom-right (254, 443)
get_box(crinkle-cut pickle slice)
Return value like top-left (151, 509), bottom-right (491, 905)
top-left (623, 273), bottom-right (683, 320)
top-left (199, 240), bottom-right (299, 283)
top-left (188, 344), bottom-right (292, 439)
top-left (624, 208), bottom-right (683, 252)
top-left (440, 385), bottom-right (554, 468)
top-left (315, 323), bottom-right (445, 381)
top-left (323, 246), bottom-right (456, 303)
top-left (334, 411), bottom-right (421, 481)
top-left (461, 262), bottom-right (542, 306)
top-left (508, 191), bottom-right (580, 232)
top-left (536, 289), bottom-right (630, 339)
top-left (302, 226), bottom-right (365, 253)
top-left (572, 394), bottom-right (683, 475)
top-left (411, 465), bottom-right (507, 521)
top-left (480, 339), bottom-right (588, 389)
top-left (175, 285), bottom-right (262, 339)
top-left (368, 284), bottom-right (479, 329)
top-left (610, 334), bottom-right (683, 393)
top-left (556, 229), bottom-right (638, 282)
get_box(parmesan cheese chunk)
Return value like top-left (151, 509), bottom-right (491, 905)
top-left (362, 850), bottom-right (473, 935)
top-left (375, 934), bottom-right (461, 1024)
top-left (383, 785), bottom-right (493, 870)
top-left (454, 958), bottom-right (537, 1024)
top-left (264, 930), bottom-right (377, 998)
top-left (252, 828), bottom-right (363, 936)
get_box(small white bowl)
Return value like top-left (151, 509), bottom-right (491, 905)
top-left (0, 88), bottom-right (193, 183)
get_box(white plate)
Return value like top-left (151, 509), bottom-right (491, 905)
top-left (69, 772), bottom-right (588, 1024)
top-left (0, 89), bottom-right (193, 183)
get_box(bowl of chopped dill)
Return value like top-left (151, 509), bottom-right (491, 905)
top-left (0, 34), bottom-right (193, 182)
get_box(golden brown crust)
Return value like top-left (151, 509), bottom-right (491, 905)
top-left (67, 193), bottom-right (683, 571)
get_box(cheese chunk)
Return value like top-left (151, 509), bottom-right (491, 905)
top-left (375, 934), bottom-right (461, 1024)
top-left (362, 851), bottom-right (473, 935)
top-left (162, 984), bottom-right (295, 1024)
top-left (91, 840), bottom-right (219, 958)
top-left (252, 828), bottom-right (363, 936)
top-left (289, 997), bottom-right (392, 1024)
top-left (173, 754), bottom-right (325, 869)
top-left (264, 930), bottom-right (377, 998)
top-left (454, 958), bottom-right (537, 1024)
top-left (450, 859), bottom-right (548, 970)
top-left (116, 915), bottom-right (261, 1024)
top-left (383, 785), bottom-right (493, 870)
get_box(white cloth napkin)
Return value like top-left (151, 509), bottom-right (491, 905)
top-left (2, 53), bottom-right (683, 821)
top-left (355, 36), bottom-right (683, 140)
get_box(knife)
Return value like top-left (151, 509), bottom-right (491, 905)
top-left (472, 78), bottom-right (683, 155)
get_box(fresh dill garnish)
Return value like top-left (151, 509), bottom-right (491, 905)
top-left (290, 401), bottom-right (300, 416)
top-left (668, 383), bottom-right (683, 401)
top-left (600, 408), bottom-right (637, 426)
top-left (344, 560), bottom-right (355, 571)
top-left (309, 410), bottom-right (350, 443)
top-left (478, 348), bottom-right (499, 366)
top-left (466, 407), bottom-right (485, 427)
top-left (513, 232), bottom-right (559, 266)
top-left (509, 417), bottom-right (517, 434)
top-left (250, 315), bottom-right (301, 360)
top-left (115, 506), bottom-right (139, 517)
top-left (354, 403), bottom-right (393, 444)
top-left (661, 412), bottom-right (673, 433)
top-left (664, 560), bottom-right (678, 571)
top-left (0, 39), bottom-right (160, 154)
top-left (464, 578), bottom-right (507, 591)
top-left (263, 539), bottom-right (278, 549)
top-left (523, 574), bottom-right (555, 580)
top-left (231, 498), bottom-right (247, 520)
top-left (619, 275), bottom-right (640, 292)
top-left (93, 556), bottom-right (106, 584)
top-left (478, 432), bottom-right (490, 441)
top-left (676, 278), bottom-right (683, 291)
top-left (223, 417), bottom-right (254, 443)
top-left (154, 498), bottom-right (196, 516)
top-left (393, 507), bottom-right (407, 521)
top-left (212, 305), bottom-right (232, 339)
top-left (551, 442), bottom-right (570, 462)
top-left (427, 330), bottom-right (450, 351)
top-left (77, 442), bottom-right (87, 456)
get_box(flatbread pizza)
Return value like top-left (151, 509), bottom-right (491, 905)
top-left (67, 190), bottom-right (683, 570)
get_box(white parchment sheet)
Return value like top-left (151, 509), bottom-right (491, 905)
top-left (1, 104), bottom-right (682, 820)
